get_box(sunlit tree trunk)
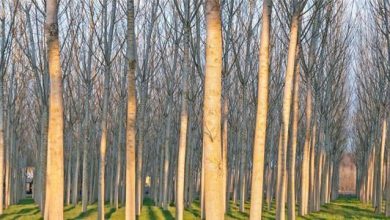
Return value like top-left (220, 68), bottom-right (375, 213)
top-left (66, 134), bottom-right (72, 206)
top-left (300, 86), bottom-right (312, 215)
top-left (176, 11), bottom-right (190, 219)
top-left (309, 123), bottom-right (316, 212)
top-left (125, 1), bottom-right (137, 219)
top-left (43, 0), bottom-right (64, 218)
top-left (98, 0), bottom-right (116, 218)
top-left (288, 49), bottom-right (300, 220)
top-left (276, 12), bottom-right (300, 220)
top-left (203, 0), bottom-right (223, 218)
top-left (386, 135), bottom-right (390, 216)
top-left (249, 0), bottom-right (272, 218)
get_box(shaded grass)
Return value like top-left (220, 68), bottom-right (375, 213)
top-left (1, 196), bottom-right (388, 219)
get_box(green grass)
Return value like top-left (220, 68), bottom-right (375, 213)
top-left (1, 196), bottom-right (388, 219)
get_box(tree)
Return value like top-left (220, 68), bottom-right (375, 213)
top-left (43, 0), bottom-right (64, 218)
top-left (125, 0), bottom-right (137, 219)
top-left (203, 0), bottom-right (224, 218)
top-left (249, 0), bottom-right (272, 219)
top-left (275, 1), bottom-right (302, 219)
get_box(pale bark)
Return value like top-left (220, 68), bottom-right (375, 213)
top-left (300, 87), bottom-right (312, 215)
top-left (66, 135), bottom-right (72, 206)
top-left (249, 0), bottom-right (272, 218)
top-left (288, 51), bottom-right (300, 220)
top-left (176, 9), bottom-right (190, 219)
top-left (309, 123), bottom-right (317, 212)
top-left (276, 13), bottom-right (300, 220)
top-left (386, 136), bottom-right (390, 216)
top-left (203, 0), bottom-right (223, 218)
top-left (98, 0), bottom-right (117, 218)
top-left (43, 0), bottom-right (64, 218)
top-left (125, 1), bottom-right (137, 218)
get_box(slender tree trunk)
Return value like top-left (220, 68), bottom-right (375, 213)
top-left (125, 6), bottom-right (137, 214)
top-left (375, 118), bottom-right (386, 214)
top-left (239, 119), bottom-right (247, 212)
top-left (200, 144), bottom-right (205, 219)
top-left (300, 87), bottom-right (312, 216)
top-left (0, 35), bottom-right (4, 218)
top-left (222, 99), bottom-right (228, 213)
top-left (43, 0), bottom-right (64, 218)
top-left (249, 1), bottom-right (272, 219)
top-left (72, 140), bottom-right (80, 205)
top-left (386, 136), bottom-right (390, 216)
top-left (276, 13), bottom-right (300, 220)
top-left (114, 119), bottom-right (122, 210)
top-left (288, 51), bottom-right (300, 220)
top-left (66, 134), bottom-right (72, 206)
top-left (176, 18), bottom-right (190, 220)
top-left (39, 108), bottom-right (48, 213)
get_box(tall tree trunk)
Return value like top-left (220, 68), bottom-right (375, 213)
top-left (97, 0), bottom-right (117, 217)
top-left (222, 99), bottom-right (228, 213)
top-left (81, 2), bottom-right (94, 210)
top-left (288, 51), bottom-right (300, 220)
top-left (249, 1), bottom-right (272, 219)
top-left (176, 15), bottom-right (190, 220)
top-left (114, 118), bottom-right (122, 210)
top-left (375, 118), bottom-right (386, 214)
top-left (43, 0), bottom-right (64, 218)
top-left (203, 0), bottom-right (223, 218)
top-left (66, 135), bottom-right (72, 206)
top-left (386, 136), bottom-right (390, 216)
top-left (300, 87), bottom-right (312, 216)
top-left (276, 13), bottom-right (300, 220)
top-left (0, 26), bottom-right (4, 218)
top-left (125, 3), bottom-right (137, 218)
top-left (72, 138), bottom-right (80, 205)
top-left (39, 108), bottom-right (48, 212)
top-left (163, 99), bottom-right (172, 210)
top-left (309, 123), bottom-right (317, 212)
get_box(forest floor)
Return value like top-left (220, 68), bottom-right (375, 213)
top-left (0, 196), bottom-right (388, 219)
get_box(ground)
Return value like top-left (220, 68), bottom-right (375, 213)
top-left (0, 196), bottom-right (388, 219)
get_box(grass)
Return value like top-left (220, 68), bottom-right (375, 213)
top-left (1, 196), bottom-right (388, 219)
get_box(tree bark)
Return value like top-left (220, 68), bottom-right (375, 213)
top-left (43, 0), bottom-right (64, 218)
top-left (276, 13), bottom-right (300, 220)
top-left (203, 0), bottom-right (224, 218)
top-left (288, 49), bottom-right (300, 220)
top-left (249, 1), bottom-right (272, 219)
top-left (375, 118), bottom-right (386, 214)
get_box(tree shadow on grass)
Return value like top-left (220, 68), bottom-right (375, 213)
top-left (146, 206), bottom-right (158, 220)
top-left (68, 207), bottom-right (97, 220)
top-left (160, 208), bottom-right (174, 219)
top-left (186, 207), bottom-right (200, 218)
top-left (64, 206), bottom-right (75, 212)
top-left (337, 204), bottom-right (388, 219)
top-left (17, 207), bottom-right (37, 214)
top-left (105, 208), bottom-right (116, 219)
